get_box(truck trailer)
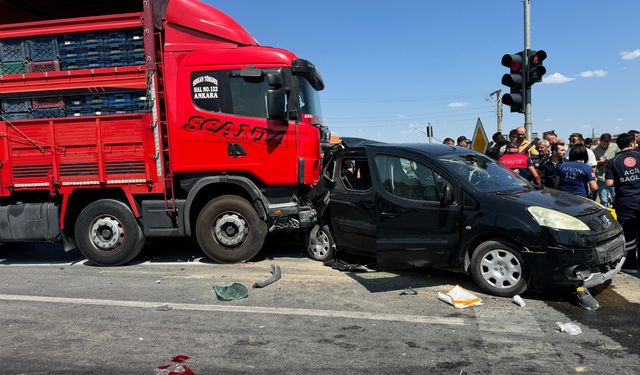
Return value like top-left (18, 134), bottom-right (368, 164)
top-left (0, 0), bottom-right (327, 265)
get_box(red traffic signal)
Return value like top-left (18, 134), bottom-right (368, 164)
top-left (501, 51), bottom-right (525, 113)
top-left (528, 50), bottom-right (547, 84)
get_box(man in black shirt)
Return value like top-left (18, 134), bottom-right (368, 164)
top-left (606, 132), bottom-right (640, 273)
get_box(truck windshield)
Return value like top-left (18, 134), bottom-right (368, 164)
top-left (298, 77), bottom-right (322, 118)
top-left (438, 153), bottom-right (531, 193)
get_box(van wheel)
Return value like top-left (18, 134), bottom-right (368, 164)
top-left (306, 224), bottom-right (336, 261)
top-left (75, 199), bottom-right (145, 266)
top-left (195, 195), bottom-right (267, 263)
top-left (470, 240), bottom-right (528, 297)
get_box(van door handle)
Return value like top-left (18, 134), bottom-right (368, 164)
top-left (380, 212), bottom-right (399, 218)
top-left (362, 201), bottom-right (375, 209)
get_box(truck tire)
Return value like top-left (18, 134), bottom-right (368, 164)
top-left (470, 240), bottom-right (529, 297)
top-left (305, 224), bottom-right (336, 261)
top-left (74, 199), bottom-right (145, 266)
top-left (195, 195), bottom-right (267, 263)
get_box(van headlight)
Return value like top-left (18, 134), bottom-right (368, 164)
top-left (527, 206), bottom-right (590, 231)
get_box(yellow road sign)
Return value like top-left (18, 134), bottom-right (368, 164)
top-left (471, 118), bottom-right (489, 153)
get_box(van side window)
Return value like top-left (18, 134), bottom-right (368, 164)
top-left (374, 155), bottom-right (446, 202)
top-left (341, 159), bottom-right (372, 191)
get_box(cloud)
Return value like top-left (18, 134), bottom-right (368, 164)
top-left (616, 118), bottom-right (623, 122)
top-left (620, 49), bottom-right (640, 60)
top-left (542, 72), bottom-right (575, 84)
top-left (580, 124), bottom-right (592, 129)
top-left (578, 69), bottom-right (608, 78)
top-left (448, 102), bottom-right (468, 108)
top-left (396, 114), bottom-right (407, 119)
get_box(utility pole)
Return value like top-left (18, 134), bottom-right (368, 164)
top-left (489, 89), bottom-right (503, 133)
top-left (523, 0), bottom-right (532, 140)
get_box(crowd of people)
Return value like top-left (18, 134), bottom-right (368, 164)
top-left (446, 127), bottom-right (640, 274)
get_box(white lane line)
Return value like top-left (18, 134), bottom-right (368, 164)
top-left (0, 293), bottom-right (464, 326)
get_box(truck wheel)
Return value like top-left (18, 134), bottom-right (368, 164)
top-left (306, 224), bottom-right (336, 261)
top-left (195, 195), bottom-right (267, 263)
top-left (470, 240), bottom-right (529, 297)
top-left (75, 199), bottom-right (145, 266)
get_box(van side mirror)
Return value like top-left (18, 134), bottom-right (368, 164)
top-left (440, 184), bottom-right (454, 207)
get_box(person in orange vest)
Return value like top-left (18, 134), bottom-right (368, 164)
top-left (498, 143), bottom-right (541, 187)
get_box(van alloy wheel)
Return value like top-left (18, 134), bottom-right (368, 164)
top-left (306, 224), bottom-right (336, 261)
top-left (470, 240), bottom-right (528, 297)
top-left (479, 249), bottom-right (522, 289)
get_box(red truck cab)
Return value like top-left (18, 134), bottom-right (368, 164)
top-left (0, 0), bottom-right (327, 265)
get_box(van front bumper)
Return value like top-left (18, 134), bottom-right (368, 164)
top-left (521, 232), bottom-right (626, 290)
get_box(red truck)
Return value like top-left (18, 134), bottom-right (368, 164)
top-left (0, 0), bottom-right (326, 265)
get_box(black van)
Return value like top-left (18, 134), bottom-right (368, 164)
top-left (306, 138), bottom-right (625, 297)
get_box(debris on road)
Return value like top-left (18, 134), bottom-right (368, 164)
top-left (399, 287), bottom-right (418, 296)
top-left (556, 321), bottom-right (582, 335)
top-left (253, 264), bottom-right (282, 288)
top-left (437, 285), bottom-right (483, 309)
top-left (324, 259), bottom-right (373, 272)
top-left (156, 280), bottom-right (161, 284)
top-left (213, 283), bottom-right (249, 301)
top-left (512, 295), bottom-right (526, 307)
top-left (235, 261), bottom-right (254, 267)
top-left (154, 304), bottom-right (172, 312)
top-left (155, 354), bottom-right (196, 375)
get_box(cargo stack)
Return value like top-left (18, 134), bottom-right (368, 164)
top-left (0, 28), bottom-right (148, 121)
top-left (27, 37), bottom-right (60, 73)
top-left (58, 30), bottom-right (145, 70)
top-left (0, 39), bottom-right (28, 75)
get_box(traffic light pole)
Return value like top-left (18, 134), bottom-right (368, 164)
top-left (524, 0), bottom-right (532, 140)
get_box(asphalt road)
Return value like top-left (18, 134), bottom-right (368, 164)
top-left (0, 238), bottom-right (639, 374)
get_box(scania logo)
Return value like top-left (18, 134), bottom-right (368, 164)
top-left (599, 215), bottom-right (612, 228)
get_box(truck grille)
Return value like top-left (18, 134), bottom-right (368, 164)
top-left (12, 164), bottom-right (52, 178)
top-left (60, 163), bottom-right (99, 176)
top-left (106, 161), bottom-right (145, 175)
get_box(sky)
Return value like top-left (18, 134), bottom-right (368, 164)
top-left (211, 0), bottom-right (640, 144)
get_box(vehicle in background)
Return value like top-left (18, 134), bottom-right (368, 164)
top-left (307, 138), bottom-right (625, 297)
top-left (0, 0), bottom-right (326, 265)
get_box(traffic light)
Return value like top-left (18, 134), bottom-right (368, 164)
top-left (527, 50), bottom-right (547, 85)
top-left (501, 51), bottom-right (524, 113)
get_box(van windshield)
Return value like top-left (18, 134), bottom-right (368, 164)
top-left (438, 153), bottom-right (531, 193)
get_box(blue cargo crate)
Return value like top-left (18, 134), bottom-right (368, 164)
top-left (87, 94), bottom-right (108, 105)
top-left (109, 105), bottom-right (133, 115)
top-left (32, 108), bottom-right (66, 119)
top-left (1, 98), bottom-right (32, 113)
top-left (0, 39), bottom-right (28, 61)
top-left (1, 112), bottom-right (33, 121)
top-left (65, 96), bottom-right (86, 107)
top-left (103, 30), bottom-right (128, 43)
top-left (107, 92), bottom-right (132, 104)
top-left (27, 37), bottom-right (59, 62)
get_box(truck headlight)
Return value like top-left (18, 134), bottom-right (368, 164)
top-left (527, 206), bottom-right (590, 231)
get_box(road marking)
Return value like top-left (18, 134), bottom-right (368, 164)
top-left (475, 303), bottom-right (544, 336)
top-left (0, 293), bottom-right (465, 326)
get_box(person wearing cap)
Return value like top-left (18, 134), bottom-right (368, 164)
top-left (606, 132), bottom-right (640, 273)
top-left (498, 143), bottom-right (541, 186)
top-left (457, 136), bottom-right (470, 148)
top-left (443, 137), bottom-right (455, 146)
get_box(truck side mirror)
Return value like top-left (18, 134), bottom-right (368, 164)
top-left (440, 184), bottom-right (454, 207)
top-left (266, 72), bottom-right (286, 120)
top-left (267, 89), bottom-right (286, 120)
